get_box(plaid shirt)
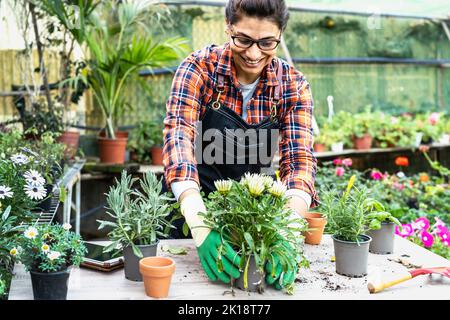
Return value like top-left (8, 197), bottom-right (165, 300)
top-left (163, 43), bottom-right (319, 207)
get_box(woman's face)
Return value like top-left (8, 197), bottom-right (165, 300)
top-left (227, 16), bottom-right (281, 83)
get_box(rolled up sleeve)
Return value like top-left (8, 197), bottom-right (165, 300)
top-left (279, 76), bottom-right (319, 208)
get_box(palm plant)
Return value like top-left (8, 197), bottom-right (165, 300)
top-left (60, 0), bottom-right (188, 139)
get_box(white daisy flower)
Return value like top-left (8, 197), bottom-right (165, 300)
top-left (41, 243), bottom-right (50, 253)
top-left (269, 181), bottom-right (287, 198)
top-left (9, 248), bottom-right (18, 256)
top-left (240, 172), bottom-right (255, 187)
top-left (24, 170), bottom-right (46, 186)
top-left (0, 185), bottom-right (13, 199)
top-left (62, 223), bottom-right (72, 231)
top-left (10, 153), bottom-right (29, 165)
top-left (24, 183), bottom-right (47, 201)
top-left (47, 251), bottom-right (61, 261)
top-left (247, 176), bottom-right (266, 197)
top-left (262, 175), bottom-right (274, 189)
top-left (396, 171), bottom-right (405, 178)
top-left (214, 180), bottom-right (232, 194)
top-left (24, 227), bottom-right (38, 239)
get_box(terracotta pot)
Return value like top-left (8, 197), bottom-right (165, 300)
top-left (302, 212), bottom-right (327, 245)
top-left (150, 146), bottom-right (164, 165)
top-left (97, 136), bottom-right (128, 164)
top-left (57, 131), bottom-right (80, 159)
top-left (313, 143), bottom-right (326, 153)
top-left (353, 134), bottom-right (373, 150)
top-left (139, 256), bottom-right (175, 298)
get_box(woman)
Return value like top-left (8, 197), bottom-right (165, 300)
top-left (162, 0), bottom-right (318, 289)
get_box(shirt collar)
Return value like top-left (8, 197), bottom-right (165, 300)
top-left (217, 43), bottom-right (280, 87)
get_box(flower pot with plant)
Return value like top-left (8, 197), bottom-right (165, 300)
top-left (11, 223), bottom-right (86, 300)
top-left (365, 204), bottom-right (401, 254)
top-left (98, 171), bottom-right (176, 281)
top-left (321, 175), bottom-right (374, 277)
top-left (67, 1), bottom-right (188, 164)
top-left (350, 108), bottom-right (380, 150)
top-left (201, 174), bottom-right (308, 294)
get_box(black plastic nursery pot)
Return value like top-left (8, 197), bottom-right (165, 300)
top-left (367, 222), bottom-right (395, 254)
top-left (30, 269), bottom-right (70, 300)
top-left (332, 234), bottom-right (372, 278)
top-left (235, 255), bottom-right (265, 293)
top-left (123, 239), bottom-right (159, 282)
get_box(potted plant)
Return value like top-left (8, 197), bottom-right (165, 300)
top-left (201, 174), bottom-right (308, 294)
top-left (350, 108), bottom-right (379, 150)
top-left (128, 117), bottom-right (165, 165)
top-left (98, 171), bottom-right (177, 281)
top-left (11, 223), bottom-right (86, 300)
top-left (365, 205), bottom-right (401, 254)
top-left (68, 1), bottom-right (188, 164)
top-left (320, 175), bottom-right (373, 277)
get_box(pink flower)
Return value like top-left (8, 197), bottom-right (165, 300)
top-left (436, 225), bottom-right (449, 236)
top-left (428, 112), bottom-right (440, 125)
top-left (433, 217), bottom-right (446, 229)
top-left (393, 182), bottom-right (405, 191)
top-left (413, 217), bottom-right (430, 231)
top-left (342, 158), bottom-right (353, 167)
top-left (421, 231), bottom-right (434, 248)
top-left (395, 224), bottom-right (413, 237)
top-left (439, 231), bottom-right (450, 244)
top-left (335, 167), bottom-right (345, 177)
top-left (333, 158), bottom-right (343, 166)
top-left (371, 171), bottom-right (383, 180)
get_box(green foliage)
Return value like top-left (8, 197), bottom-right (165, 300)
top-left (65, 0), bottom-right (189, 138)
top-left (98, 171), bottom-right (177, 258)
top-left (0, 206), bottom-right (22, 275)
top-left (12, 223), bottom-right (86, 273)
top-left (201, 174), bottom-right (308, 293)
top-left (128, 117), bottom-right (165, 163)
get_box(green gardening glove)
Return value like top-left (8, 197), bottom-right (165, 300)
top-left (265, 240), bottom-right (298, 290)
top-left (180, 193), bottom-right (241, 283)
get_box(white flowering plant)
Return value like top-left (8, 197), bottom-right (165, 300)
top-left (201, 173), bottom-right (308, 294)
top-left (11, 223), bottom-right (86, 273)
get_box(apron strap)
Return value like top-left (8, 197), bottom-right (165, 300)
top-left (270, 58), bottom-right (283, 121)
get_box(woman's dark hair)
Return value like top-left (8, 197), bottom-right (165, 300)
top-left (225, 0), bottom-right (290, 31)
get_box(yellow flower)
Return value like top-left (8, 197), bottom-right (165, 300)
top-left (269, 181), bottom-right (287, 197)
top-left (9, 248), bottom-right (17, 256)
top-left (214, 180), bottom-right (232, 194)
top-left (247, 177), bottom-right (265, 197)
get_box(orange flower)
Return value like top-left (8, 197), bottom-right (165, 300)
top-left (419, 173), bottom-right (429, 183)
top-left (395, 156), bottom-right (409, 167)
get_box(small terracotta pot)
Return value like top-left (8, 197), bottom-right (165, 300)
top-left (58, 131), bottom-right (80, 159)
top-left (97, 136), bottom-right (128, 164)
top-left (150, 146), bottom-right (164, 165)
top-left (139, 257), bottom-right (175, 298)
top-left (302, 212), bottom-right (327, 245)
top-left (314, 143), bottom-right (326, 153)
top-left (353, 134), bottom-right (373, 150)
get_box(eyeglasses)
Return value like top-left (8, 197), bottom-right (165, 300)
top-left (228, 27), bottom-right (281, 51)
top-left (230, 35), bottom-right (280, 51)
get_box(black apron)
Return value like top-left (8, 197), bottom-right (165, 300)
top-left (163, 59), bottom-right (283, 238)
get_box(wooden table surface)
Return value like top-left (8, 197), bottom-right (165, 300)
top-left (8, 235), bottom-right (450, 300)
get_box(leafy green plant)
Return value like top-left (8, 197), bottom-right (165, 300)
top-left (98, 171), bottom-right (177, 258)
top-left (128, 118), bottom-right (165, 163)
top-left (12, 223), bottom-right (86, 272)
top-left (375, 115), bottom-right (416, 148)
top-left (363, 200), bottom-right (401, 230)
top-left (70, 0), bottom-right (189, 139)
top-left (201, 174), bottom-right (308, 293)
top-left (320, 175), bottom-right (376, 242)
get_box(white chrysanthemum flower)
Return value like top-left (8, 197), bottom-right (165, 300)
top-left (47, 251), bottom-right (61, 261)
top-left (24, 183), bottom-right (47, 200)
top-left (214, 180), bottom-right (232, 194)
top-left (239, 172), bottom-right (254, 187)
top-left (0, 185), bottom-right (13, 199)
top-left (269, 181), bottom-right (287, 197)
top-left (9, 248), bottom-right (18, 256)
top-left (247, 176), bottom-right (266, 197)
top-left (24, 170), bottom-right (46, 186)
top-left (41, 243), bottom-right (50, 253)
top-left (10, 153), bottom-right (29, 165)
top-left (262, 175), bottom-right (274, 189)
top-left (24, 227), bottom-right (38, 239)
top-left (62, 223), bottom-right (72, 231)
